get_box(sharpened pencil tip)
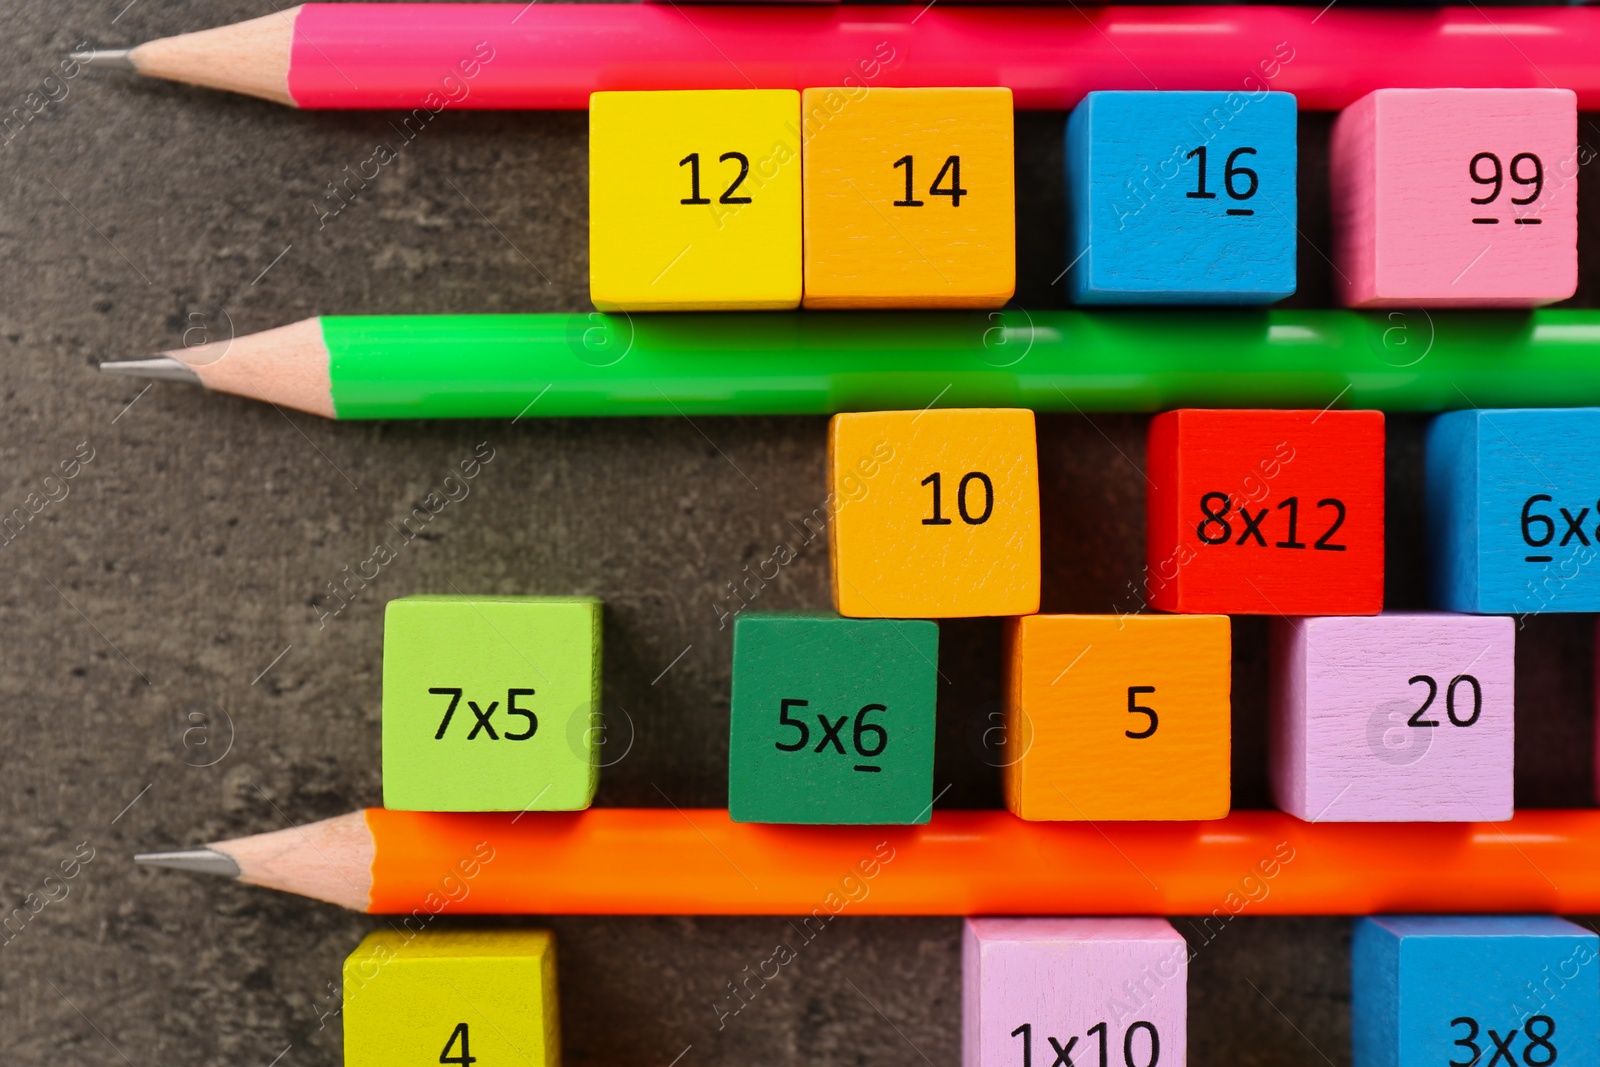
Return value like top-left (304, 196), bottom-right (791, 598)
top-left (71, 47), bottom-right (135, 69)
top-left (134, 848), bottom-right (241, 879)
top-left (99, 356), bottom-right (201, 385)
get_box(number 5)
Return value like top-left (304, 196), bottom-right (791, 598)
top-left (1126, 686), bottom-right (1157, 739)
top-left (775, 698), bottom-right (810, 752)
top-left (503, 688), bottom-right (538, 741)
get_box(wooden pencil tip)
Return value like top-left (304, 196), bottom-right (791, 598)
top-left (71, 47), bottom-right (136, 70)
top-left (134, 847), bottom-right (241, 879)
top-left (99, 356), bottom-right (201, 385)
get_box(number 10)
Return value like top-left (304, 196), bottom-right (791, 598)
top-left (922, 471), bottom-right (993, 525)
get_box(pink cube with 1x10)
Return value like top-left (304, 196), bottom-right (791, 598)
top-left (963, 918), bottom-right (1185, 1067)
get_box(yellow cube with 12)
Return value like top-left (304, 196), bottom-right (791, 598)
top-left (589, 89), bottom-right (802, 311)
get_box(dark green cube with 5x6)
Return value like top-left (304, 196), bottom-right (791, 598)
top-left (728, 613), bottom-right (937, 824)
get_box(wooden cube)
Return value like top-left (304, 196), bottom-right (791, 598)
top-left (1271, 614), bottom-right (1514, 823)
top-left (1003, 613), bottom-right (1231, 821)
top-left (1146, 409), bottom-right (1385, 615)
top-left (1331, 89), bottom-right (1577, 307)
top-left (589, 89), bottom-right (802, 310)
top-left (801, 87), bottom-right (1015, 308)
top-left (1427, 408), bottom-right (1600, 613)
top-left (829, 408), bottom-right (1039, 618)
top-left (728, 613), bottom-right (937, 824)
top-left (344, 930), bottom-right (559, 1067)
top-left (382, 596), bottom-right (601, 812)
top-left (963, 918), bottom-right (1187, 1067)
top-left (1353, 916), bottom-right (1598, 1067)
top-left (1065, 90), bottom-right (1297, 304)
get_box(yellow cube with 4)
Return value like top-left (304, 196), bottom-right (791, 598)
top-left (343, 930), bottom-right (559, 1067)
top-left (589, 89), bottom-right (802, 311)
top-left (802, 86), bottom-right (1016, 308)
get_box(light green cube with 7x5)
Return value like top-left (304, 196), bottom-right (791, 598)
top-left (382, 595), bottom-right (602, 811)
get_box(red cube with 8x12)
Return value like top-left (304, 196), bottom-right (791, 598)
top-left (1145, 409), bottom-right (1384, 615)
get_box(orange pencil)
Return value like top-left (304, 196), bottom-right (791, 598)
top-left (136, 808), bottom-right (1600, 916)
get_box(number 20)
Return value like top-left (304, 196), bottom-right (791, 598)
top-left (1406, 674), bottom-right (1482, 728)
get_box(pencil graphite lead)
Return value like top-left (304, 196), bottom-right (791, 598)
top-left (133, 847), bottom-right (241, 879)
top-left (70, 47), bottom-right (135, 69)
top-left (99, 356), bottom-right (201, 385)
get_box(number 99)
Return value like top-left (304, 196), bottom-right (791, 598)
top-left (1469, 150), bottom-right (1543, 207)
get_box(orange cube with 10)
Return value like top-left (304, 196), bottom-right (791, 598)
top-left (1145, 409), bottom-right (1385, 615)
top-left (802, 87), bottom-right (1016, 308)
top-left (829, 408), bottom-right (1039, 618)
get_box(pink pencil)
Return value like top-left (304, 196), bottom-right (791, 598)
top-left (82, 4), bottom-right (1600, 112)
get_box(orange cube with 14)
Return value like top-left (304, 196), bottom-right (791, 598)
top-left (802, 87), bottom-right (1015, 308)
top-left (1145, 409), bottom-right (1385, 615)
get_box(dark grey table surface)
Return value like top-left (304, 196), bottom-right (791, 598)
top-left (2, 2), bottom-right (1597, 1064)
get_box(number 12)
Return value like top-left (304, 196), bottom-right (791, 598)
top-left (680, 152), bottom-right (752, 206)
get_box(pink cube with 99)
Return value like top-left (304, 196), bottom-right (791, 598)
top-left (1331, 88), bottom-right (1577, 307)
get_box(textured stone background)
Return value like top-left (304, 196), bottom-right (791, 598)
top-left (1, 2), bottom-right (1598, 1064)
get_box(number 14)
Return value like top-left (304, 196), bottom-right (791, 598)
top-left (894, 155), bottom-right (966, 207)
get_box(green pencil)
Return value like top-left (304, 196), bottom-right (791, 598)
top-left (98, 310), bottom-right (1600, 419)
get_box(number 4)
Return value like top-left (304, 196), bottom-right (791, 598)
top-left (930, 156), bottom-right (966, 206)
top-left (440, 1023), bottom-right (476, 1066)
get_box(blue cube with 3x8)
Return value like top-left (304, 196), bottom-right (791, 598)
top-left (1352, 915), bottom-right (1598, 1067)
top-left (1064, 90), bottom-right (1297, 304)
top-left (1426, 408), bottom-right (1600, 612)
